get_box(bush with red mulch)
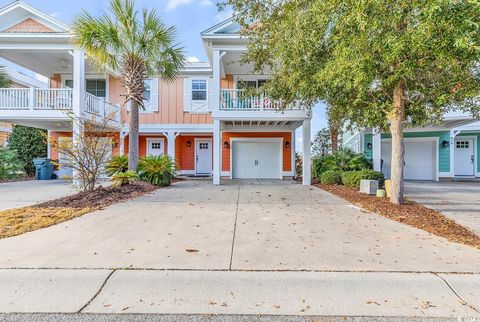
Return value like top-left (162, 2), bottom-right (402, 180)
top-left (316, 183), bottom-right (480, 249)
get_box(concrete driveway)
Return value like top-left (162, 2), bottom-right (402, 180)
top-left (406, 181), bottom-right (480, 236)
top-left (0, 180), bottom-right (77, 211)
top-left (0, 180), bottom-right (478, 272)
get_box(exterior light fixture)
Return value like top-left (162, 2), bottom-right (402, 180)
top-left (186, 141), bottom-right (192, 147)
top-left (367, 143), bottom-right (373, 149)
top-left (442, 140), bottom-right (449, 148)
top-left (285, 141), bottom-right (290, 148)
top-left (224, 141), bottom-right (230, 149)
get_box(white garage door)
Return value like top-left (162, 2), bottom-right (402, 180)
top-left (232, 141), bottom-right (282, 179)
top-left (381, 139), bottom-right (436, 180)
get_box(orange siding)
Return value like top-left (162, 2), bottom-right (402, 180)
top-left (222, 132), bottom-right (292, 172)
top-left (3, 18), bottom-right (54, 33)
top-left (124, 135), bottom-right (167, 157)
top-left (50, 74), bottom-right (61, 88)
top-left (221, 74), bottom-right (234, 89)
top-left (0, 131), bottom-right (9, 145)
top-left (124, 134), bottom-right (211, 171)
top-left (176, 135), bottom-right (212, 171)
top-left (48, 131), bottom-right (71, 161)
top-left (109, 75), bottom-right (213, 125)
top-left (49, 131), bottom-right (120, 161)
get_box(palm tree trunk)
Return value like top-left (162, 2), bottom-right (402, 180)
top-left (129, 100), bottom-right (140, 171)
top-left (388, 81), bottom-right (405, 205)
top-left (330, 126), bottom-right (339, 153)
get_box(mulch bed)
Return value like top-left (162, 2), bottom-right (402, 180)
top-left (34, 181), bottom-right (158, 210)
top-left (316, 183), bottom-right (480, 249)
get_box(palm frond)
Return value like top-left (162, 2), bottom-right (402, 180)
top-left (0, 66), bottom-right (12, 88)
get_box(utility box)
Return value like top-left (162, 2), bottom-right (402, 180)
top-left (360, 179), bottom-right (378, 195)
top-left (33, 158), bottom-right (53, 180)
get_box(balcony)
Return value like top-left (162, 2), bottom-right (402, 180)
top-left (0, 88), bottom-right (120, 130)
top-left (215, 89), bottom-right (309, 121)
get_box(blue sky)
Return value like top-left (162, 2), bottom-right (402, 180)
top-left (0, 0), bottom-right (327, 143)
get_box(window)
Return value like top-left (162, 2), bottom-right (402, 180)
top-left (199, 142), bottom-right (209, 150)
top-left (151, 142), bottom-right (162, 150)
top-left (237, 79), bottom-right (268, 89)
top-left (65, 80), bottom-right (73, 88)
top-left (144, 79), bottom-right (151, 102)
top-left (86, 80), bottom-right (106, 98)
top-left (192, 80), bottom-right (207, 101)
top-left (456, 141), bottom-right (470, 149)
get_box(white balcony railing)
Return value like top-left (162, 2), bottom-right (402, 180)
top-left (219, 89), bottom-right (304, 111)
top-left (0, 88), bottom-right (119, 122)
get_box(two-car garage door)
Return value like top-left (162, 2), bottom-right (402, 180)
top-left (232, 140), bottom-right (282, 179)
top-left (381, 138), bottom-right (437, 181)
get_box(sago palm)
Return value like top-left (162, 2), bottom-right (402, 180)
top-left (72, 0), bottom-right (184, 170)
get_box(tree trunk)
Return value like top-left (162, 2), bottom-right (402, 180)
top-left (388, 81), bottom-right (405, 205)
top-left (128, 100), bottom-right (140, 171)
top-left (330, 126), bottom-right (339, 153)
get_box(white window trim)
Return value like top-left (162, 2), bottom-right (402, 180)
top-left (146, 138), bottom-right (165, 156)
top-left (191, 79), bottom-right (208, 102)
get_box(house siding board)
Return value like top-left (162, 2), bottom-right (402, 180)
top-left (363, 134), bottom-right (373, 159)
top-left (381, 131), bottom-right (450, 173)
top-left (222, 132), bottom-right (292, 172)
top-left (50, 131), bottom-right (120, 162)
top-left (110, 76), bottom-right (213, 125)
top-left (3, 18), bottom-right (55, 33)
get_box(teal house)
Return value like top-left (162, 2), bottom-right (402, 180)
top-left (343, 112), bottom-right (480, 181)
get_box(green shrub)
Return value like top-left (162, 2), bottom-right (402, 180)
top-left (342, 170), bottom-right (385, 189)
top-left (0, 148), bottom-right (24, 179)
top-left (138, 155), bottom-right (176, 186)
top-left (111, 170), bottom-right (138, 187)
top-left (320, 170), bottom-right (342, 185)
top-left (323, 148), bottom-right (371, 172)
top-left (106, 155), bottom-right (129, 176)
top-left (312, 156), bottom-right (329, 179)
top-left (7, 125), bottom-right (47, 176)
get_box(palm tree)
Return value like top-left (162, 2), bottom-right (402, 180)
top-left (72, 0), bottom-right (184, 170)
top-left (0, 66), bottom-right (12, 88)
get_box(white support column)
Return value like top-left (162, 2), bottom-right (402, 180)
top-left (47, 130), bottom-right (51, 159)
top-left (302, 119), bottom-right (311, 185)
top-left (72, 49), bottom-right (85, 187)
top-left (291, 130), bottom-right (296, 177)
top-left (212, 49), bottom-right (221, 113)
top-left (167, 131), bottom-right (176, 161)
top-left (213, 119), bottom-right (221, 185)
top-left (449, 129), bottom-right (460, 178)
top-left (372, 128), bottom-right (382, 172)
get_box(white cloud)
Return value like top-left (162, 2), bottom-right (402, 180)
top-left (166, 0), bottom-right (213, 11)
top-left (186, 56), bottom-right (200, 63)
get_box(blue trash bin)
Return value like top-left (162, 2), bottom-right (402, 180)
top-left (33, 158), bottom-right (53, 180)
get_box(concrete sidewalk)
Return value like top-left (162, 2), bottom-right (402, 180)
top-left (0, 269), bottom-right (478, 318)
top-left (0, 180), bottom-right (77, 211)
